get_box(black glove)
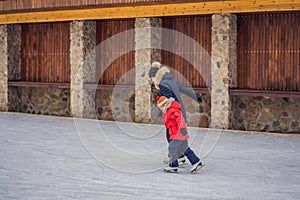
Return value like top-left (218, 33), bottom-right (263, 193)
top-left (197, 95), bottom-right (202, 103)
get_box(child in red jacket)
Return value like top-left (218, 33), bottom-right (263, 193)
top-left (157, 96), bottom-right (203, 173)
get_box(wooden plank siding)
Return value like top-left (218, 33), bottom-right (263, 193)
top-left (0, 1), bottom-right (217, 13)
top-left (21, 22), bottom-right (70, 83)
top-left (162, 15), bottom-right (212, 88)
top-left (96, 19), bottom-right (135, 86)
top-left (237, 11), bottom-right (300, 92)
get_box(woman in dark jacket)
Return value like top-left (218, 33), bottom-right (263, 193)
top-left (149, 62), bottom-right (202, 141)
top-left (149, 62), bottom-right (202, 123)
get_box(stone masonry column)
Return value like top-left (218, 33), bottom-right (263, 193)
top-left (7, 24), bottom-right (22, 112)
top-left (211, 14), bottom-right (237, 129)
top-left (135, 18), bottom-right (162, 123)
top-left (70, 21), bottom-right (97, 118)
top-left (0, 25), bottom-right (8, 111)
top-left (8, 25), bottom-right (22, 81)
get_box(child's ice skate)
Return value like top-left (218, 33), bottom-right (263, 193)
top-left (164, 166), bottom-right (178, 173)
top-left (178, 155), bottom-right (186, 165)
top-left (163, 156), bottom-right (186, 165)
top-left (163, 156), bottom-right (170, 164)
top-left (190, 161), bottom-right (204, 174)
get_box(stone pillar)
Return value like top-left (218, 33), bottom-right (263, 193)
top-left (0, 25), bottom-right (8, 111)
top-left (135, 18), bottom-right (162, 123)
top-left (211, 14), bottom-right (237, 129)
top-left (70, 21), bottom-right (97, 118)
top-left (8, 25), bottom-right (22, 81)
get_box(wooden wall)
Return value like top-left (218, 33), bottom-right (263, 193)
top-left (21, 22), bottom-right (70, 83)
top-left (18, 11), bottom-right (299, 91)
top-left (237, 12), bottom-right (300, 92)
top-left (96, 19), bottom-right (135, 86)
top-left (20, 19), bottom-right (135, 85)
top-left (162, 15), bottom-right (212, 88)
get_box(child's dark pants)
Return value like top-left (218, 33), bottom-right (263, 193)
top-left (168, 139), bottom-right (200, 167)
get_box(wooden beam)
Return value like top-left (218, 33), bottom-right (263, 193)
top-left (0, 0), bottom-right (299, 24)
top-left (8, 81), bottom-right (70, 89)
top-left (230, 89), bottom-right (300, 98)
top-left (83, 84), bottom-right (134, 90)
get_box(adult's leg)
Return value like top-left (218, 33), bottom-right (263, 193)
top-left (166, 128), bottom-right (171, 143)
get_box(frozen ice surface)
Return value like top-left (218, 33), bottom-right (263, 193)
top-left (0, 112), bottom-right (299, 200)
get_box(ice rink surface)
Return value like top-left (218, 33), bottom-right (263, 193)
top-left (0, 112), bottom-right (299, 200)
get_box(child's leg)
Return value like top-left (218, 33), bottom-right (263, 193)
top-left (180, 140), bottom-right (200, 165)
top-left (166, 129), bottom-right (185, 163)
top-left (168, 140), bottom-right (182, 167)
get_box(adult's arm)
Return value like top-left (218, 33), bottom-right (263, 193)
top-left (159, 84), bottom-right (175, 99)
top-left (177, 82), bottom-right (198, 101)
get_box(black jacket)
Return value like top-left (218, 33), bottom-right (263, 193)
top-left (157, 70), bottom-right (198, 122)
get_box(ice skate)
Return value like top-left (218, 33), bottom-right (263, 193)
top-left (190, 161), bottom-right (204, 174)
top-left (163, 166), bottom-right (178, 173)
top-left (163, 156), bottom-right (170, 164)
top-left (163, 156), bottom-right (186, 165)
top-left (178, 156), bottom-right (186, 165)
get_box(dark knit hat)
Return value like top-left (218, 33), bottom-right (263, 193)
top-left (148, 67), bottom-right (159, 78)
top-left (148, 62), bottom-right (162, 78)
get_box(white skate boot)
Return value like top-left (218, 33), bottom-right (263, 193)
top-left (163, 166), bottom-right (178, 173)
top-left (190, 161), bottom-right (204, 174)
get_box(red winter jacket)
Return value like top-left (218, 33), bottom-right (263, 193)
top-left (162, 101), bottom-right (189, 140)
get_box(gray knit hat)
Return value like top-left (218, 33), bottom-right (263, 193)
top-left (148, 62), bottom-right (161, 78)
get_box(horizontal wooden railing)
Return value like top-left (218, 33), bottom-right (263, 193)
top-left (8, 81), bottom-right (300, 97)
top-left (83, 84), bottom-right (134, 90)
top-left (8, 82), bottom-right (137, 90)
top-left (8, 81), bottom-right (210, 94)
top-left (8, 81), bottom-right (70, 89)
top-left (230, 89), bottom-right (300, 98)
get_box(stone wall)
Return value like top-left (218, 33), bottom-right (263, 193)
top-left (95, 88), bottom-right (135, 122)
top-left (234, 96), bottom-right (300, 133)
top-left (8, 87), bottom-right (71, 116)
top-left (183, 93), bottom-right (211, 127)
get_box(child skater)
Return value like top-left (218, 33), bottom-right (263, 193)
top-left (157, 96), bottom-right (203, 173)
